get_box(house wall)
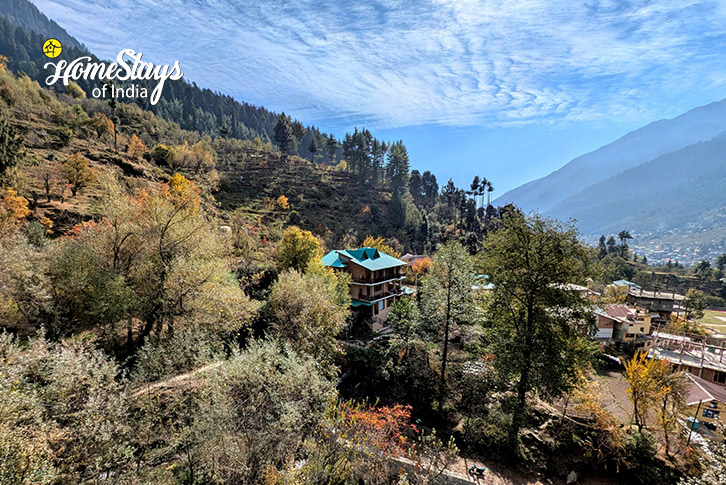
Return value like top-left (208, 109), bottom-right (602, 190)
top-left (348, 264), bottom-right (369, 282)
top-left (594, 327), bottom-right (614, 339)
top-left (687, 400), bottom-right (726, 439)
top-left (595, 314), bottom-right (615, 339)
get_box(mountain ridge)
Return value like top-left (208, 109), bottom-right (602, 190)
top-left (0, 0), bottom-right (85, 50)
top-left (494, 99), bottom-right (726, 214)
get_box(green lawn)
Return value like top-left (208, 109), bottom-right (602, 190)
top-left (700, 309), bottom-right (726, 332)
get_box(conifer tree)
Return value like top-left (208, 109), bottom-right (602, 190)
top-left (273, 113), bottom-right (297, 155)
top-left (0, 110), bottom-right (23, 176)
top-left (386, 141), bottom-right (410, 193)
top-left (325, 134), bottom-right (339, 162)
top-left (307, 135), bottom-right (318, 162)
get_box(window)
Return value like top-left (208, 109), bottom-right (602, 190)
top-left (715, 371), bottom-right (726, 384)
top-left (387, 299), bottom-right (392, 308)
top-left (378, 300), bottom-right (384, 312)
top-left (703, 409), bottom-right (720, 419)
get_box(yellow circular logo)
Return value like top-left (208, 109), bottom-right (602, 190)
top-left (42, 39), bottom-right (62, 58)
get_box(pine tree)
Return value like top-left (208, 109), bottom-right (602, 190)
top-left (273, 113), bottom-right (297, 155)
top-left (606, 235), bottom-right (617, 254)
top-left (597, 235), bottom-right (607, 259)
top-left (0, 109), bottom-right (23, 176)
top-left (386, 141), bottom-right (410, 193)
top-left (325, 134), bottom-right (339, 162)
top-left (307, 135), bottom-right (318, 162)
top-left (421, 171), bottom-right (439, 208)
top-left (409, 170), bottom-right (424, 206)
top-left (618, 230), bottom-right (633, 258)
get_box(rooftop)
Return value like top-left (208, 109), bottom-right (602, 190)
top-left (648, 331), bottom-right (726, 373)
top-left (604, 304), bottom-right (635, 321)
top-left (613, 279), bottom-right (641, 289)
top-left (322, 247), bottom-right (407, 272)
top-left (686, 373), bottom-right (726, 406)
top-left (628, 288), bottom-right (684, 301)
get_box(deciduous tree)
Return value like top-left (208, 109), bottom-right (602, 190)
top-left (420, 241), bottom-right (477, 413)
top-left (126, 133), bottom-right (146, 158)
top-left (275, 226), bottom-right (323, 271)
top-left (268, 264), bottom-right (350, 367)
top-left (62, 152), bottom-right (96, 196)
top-left (480, 212), bottom-right (594, 449)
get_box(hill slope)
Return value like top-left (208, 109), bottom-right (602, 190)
top-left (0, 0), bottom-right (346, 162)
top-left (0, 0), bottom-right (84, 50)
top-left (494, 100), bottom-right (726, 213)
top-left (545, 132), bottom-right (726, 242)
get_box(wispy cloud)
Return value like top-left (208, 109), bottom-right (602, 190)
top-left (33, 0), bottom-right (726, 130)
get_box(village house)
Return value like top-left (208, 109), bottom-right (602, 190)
top-left (322, 247), bottom-right (413, 332)
top-left (626, 287), bottom-right (685, 326)
top-left (594, 309), bottom-right (616, 341)
top-left (685, 373), bottom-right (726, 440)
top-left (649, 331), bottom-right (726, 385)
top-left (612, 279), bottom-right (641, 291)
top-left (599, 304), bottom-right (655, 350)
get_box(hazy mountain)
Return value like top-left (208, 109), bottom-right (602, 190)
top-left (545, 131), bottom-right (726, 238)
top-left (494, 100), bottom-right (726, 213)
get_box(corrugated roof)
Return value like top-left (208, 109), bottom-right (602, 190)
top-left (686, 374), bottom-right (726, 406)
top-left (321, 247), bottom-right (407, 272)
top-left (613, 279), bottom-right (640, 288)
top-left (605, 304), bottom-right (634, 320)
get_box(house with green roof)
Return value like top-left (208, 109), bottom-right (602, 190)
top-left (322, 247), bottom-right (413, 331)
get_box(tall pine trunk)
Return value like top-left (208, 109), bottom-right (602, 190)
top-left (439, 282), bottom-right (452, 417)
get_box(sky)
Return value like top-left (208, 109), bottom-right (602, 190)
top-left (34, 0), bottom-right (726, 195)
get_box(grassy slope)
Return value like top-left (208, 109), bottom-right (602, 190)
top-left (216, 151), bottom-right (390, 243)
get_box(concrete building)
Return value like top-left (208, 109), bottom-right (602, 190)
top-left (649, 331), bottom-right (726, 384)
top-left (601, 304), bottom-right (655, 350)
top-left (626, 287), bottom-right (685, 325)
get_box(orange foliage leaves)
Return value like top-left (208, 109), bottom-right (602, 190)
top-left (411, 256), bottom-right (433, 276)
top-left (339, 402), bottom-right (417, 456)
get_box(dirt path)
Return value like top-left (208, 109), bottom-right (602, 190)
top-left (130, 361), bottom-right (223, 399)
top-left (593, 368), bottom-right (633, 423)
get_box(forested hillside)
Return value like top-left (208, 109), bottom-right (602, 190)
top-left (0, 0), bottom-right (83, 50)
top-left (0, 1), bottom-right (343, 161)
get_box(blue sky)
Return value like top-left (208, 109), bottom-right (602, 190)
top-left (34, 0), bottom-right (726, 195)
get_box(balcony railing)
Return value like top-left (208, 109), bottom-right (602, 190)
top-left (354, 289), bottom-right (405, 302)
top-left (351, 273), bottom-right (404, 285)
